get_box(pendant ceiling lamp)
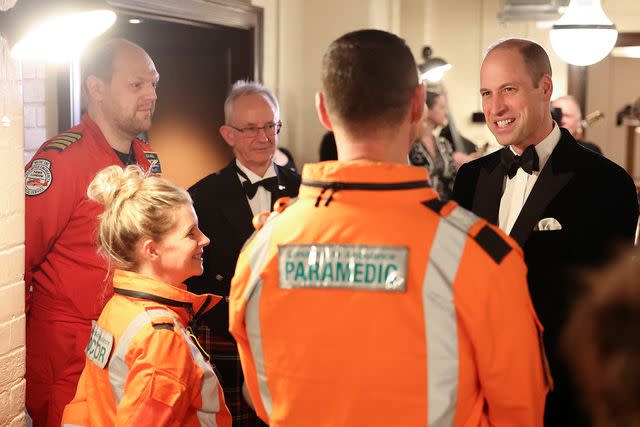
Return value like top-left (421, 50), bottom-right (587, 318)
top-left (418, 47), bottom-right (451, 83)
top-left (549, 0), bottom-right (617, 66)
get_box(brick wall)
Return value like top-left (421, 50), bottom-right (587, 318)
top-left (21, 62), bottom-right (47, 165)
top-left (0, 38), bottom-right (27, 426)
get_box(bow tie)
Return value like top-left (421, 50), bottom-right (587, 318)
top-left (236, 165), bottom-right (280, 199)
top-left (500, 145), bottom-right (540, 179)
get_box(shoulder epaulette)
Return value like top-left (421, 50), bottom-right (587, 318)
top-left (473, 225), bottom-right (512, 264)
top-left (421, 198), bottom-right (448, 214)
top-left (152, 322), bottom-right (175, 331)
top-left (43, 131), bottom-right (83, 152)
top-left (422, 199), bottom-right (513, 264)
top-left (150, 315), bottom-right (175, 331)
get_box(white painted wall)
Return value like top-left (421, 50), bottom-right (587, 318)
top-left (253, 0), bottom-right (573, 165)
top-left (587, 56), bottom-right (640, 175)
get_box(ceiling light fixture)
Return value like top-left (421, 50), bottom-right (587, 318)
top-left (0, 0), bottom-right (116, 63)
top-left (418, 47), bottom-right (451, 83)
top-left (549, 0), bottom-right (617, 66)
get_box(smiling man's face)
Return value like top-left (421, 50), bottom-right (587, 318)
top-left (480, 47), bottom-right (552, 154)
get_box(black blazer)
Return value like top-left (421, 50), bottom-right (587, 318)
top-left (453, 128), bottom-right (638, 426)
top-left (186, 160), bottom-right (301, 337)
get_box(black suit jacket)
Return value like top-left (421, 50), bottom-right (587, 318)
top-left (453, 128), bottom-right (638, 426)
top-left (186, 160), bottom-right (301, 338)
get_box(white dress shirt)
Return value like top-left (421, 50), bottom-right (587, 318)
top-left (236, 159), bottom-right (277, 217)
top-left (498, 124), bottom-right (561, 234)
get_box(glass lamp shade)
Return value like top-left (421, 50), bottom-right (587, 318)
top-left (549, 0), bottom-right (617, 66)
top-left (419, 57), bottom-right (452, 83)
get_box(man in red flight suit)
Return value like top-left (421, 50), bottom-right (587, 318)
top-left (24, 38), bottom-right (161, 427)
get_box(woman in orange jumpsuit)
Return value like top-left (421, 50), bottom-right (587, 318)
top-left (62, 165), bottom-right (231, 426)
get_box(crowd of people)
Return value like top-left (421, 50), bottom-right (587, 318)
top-left (23, 29), bottom-right (638, 427)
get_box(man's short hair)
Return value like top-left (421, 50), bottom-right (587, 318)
top-left (224, 80), bottom-right (279, 124)
top-left (80, 38), bottom-right (142, 102)
top-left (485, 38), bottom-right (552, 88)
top-left (321, 29), bottom-right (419, 134)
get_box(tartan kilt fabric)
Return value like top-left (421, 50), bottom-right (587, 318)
top-left (197, 325), bottom-right (268, 426)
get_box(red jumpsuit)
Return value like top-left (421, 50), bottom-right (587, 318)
top-left (24, 114), bottom-right (161, 427)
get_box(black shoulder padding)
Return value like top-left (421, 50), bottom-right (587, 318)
top-left (474, 225), bottom-right (512, 264)
top-left (152, 323), bottom-right (174, 331)
top-left (421, 198), bottom-right (447, 214)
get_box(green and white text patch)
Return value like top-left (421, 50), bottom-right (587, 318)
top-left (278, 244), bottom-right (408, 291)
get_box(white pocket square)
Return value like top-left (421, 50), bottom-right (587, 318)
top-left (535, 217), bottom-right (562, 231)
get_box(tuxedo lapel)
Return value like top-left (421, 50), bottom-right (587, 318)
top-left (509, 133), bottom-right (575, 246)
top-left (217, 162), bottom-right (255, 241)
top-left (271, 164), bottom-right (301, 206)
top-left (472, 152), bottom-right (505, 225)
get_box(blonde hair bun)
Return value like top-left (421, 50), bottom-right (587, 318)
top-left (87, 164), bottom-right (192, 270)
top-left (88, 164), bottom-right (145, 207)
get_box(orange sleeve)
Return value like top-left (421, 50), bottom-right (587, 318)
top-left (61, 370), bottom-right (90, 425)
top-left (228, 236), bottom-right (269, 423)
top-left (465, 247), bottom-right (547, 426)
top-left (115, 328), bottom-right (195, 426)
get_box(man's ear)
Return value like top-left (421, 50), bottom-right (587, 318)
top-left (409, 83), bottom-right (426, 124)
top-left (541, 74), bottom-right (554, 101)
top-left (85, 75), bottom-right (105, 102)
top-left (219, 125), bottom-right (236, 148)
top-left (315, 91), bottom-right (334, 131)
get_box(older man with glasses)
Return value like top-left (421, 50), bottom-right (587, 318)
top-left (186, 80), bottom-right (300, 426)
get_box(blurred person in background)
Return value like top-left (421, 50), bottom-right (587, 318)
top-left (564, 251), bottom-right (640, 427)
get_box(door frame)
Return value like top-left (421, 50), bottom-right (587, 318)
top-left (64, 0), bottom-right (263, 126)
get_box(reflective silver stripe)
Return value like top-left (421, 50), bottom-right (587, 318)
top-left (174, 322), bottom-right (221, 427)
top-left (108, 308), bottom-right (223, 426)
top-left (242, 214), bottom-right (279, 418)
top-left (108, 310), bottom-right (157, 406)
top-left (62, 424), bottom-right (84, 427)
top-left (423, 206), bottom-right (478, 426)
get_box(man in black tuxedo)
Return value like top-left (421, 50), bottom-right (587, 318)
top-left (186, 80), bottom-right (300, 426)
top-left (452, 38), bottom-right (638, 426)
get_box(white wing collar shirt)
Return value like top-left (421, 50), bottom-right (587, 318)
top-left (498, 123), bottom-right (561, 234)
top-left (236, 159), bottom-right (278, 217)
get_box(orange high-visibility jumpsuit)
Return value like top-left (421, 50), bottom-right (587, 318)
top-left (230, 162), bottom-right (549, 427)
top-left (62, 270), bottom-right (232, 427)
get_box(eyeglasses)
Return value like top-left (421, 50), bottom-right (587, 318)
top-left (229, 121), bottom-right (283, 137)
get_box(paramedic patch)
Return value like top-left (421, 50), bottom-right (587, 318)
top-left (25, 159), bottom-right (53, 196)
top-left (279, 244), bottom-right (408, 291)
top-left (85, 320), bottom-right (114, 369)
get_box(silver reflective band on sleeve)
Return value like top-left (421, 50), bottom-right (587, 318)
top-left (108, 310), bottom-right (157, 406)
top-left (423, 206), bottom-right (478, 427)
top-left (242, 215), bottom-right (279, 419)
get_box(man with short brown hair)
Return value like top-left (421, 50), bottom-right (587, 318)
top-left (230, 30), bottom-right (547, 427)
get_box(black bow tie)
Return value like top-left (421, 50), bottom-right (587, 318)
top-left (500, 145), bottom-right (540, 179)
top-left (236, 165), bottom-right (280, 199)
